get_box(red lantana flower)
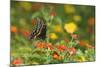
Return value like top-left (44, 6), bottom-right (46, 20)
top-left (11, 26), bottom-right (17, 33)
top-left (57, 45), bottom-right (68, 52)
top-left (46, 43), bottom-right (54, 50)
top-left (19, 29), bottom-right (30, 37)
top-left (53, 52), bottom-right (61, 60)
top-left (12, 58), bottom-right (22, 65)
top-left (36, 42), bottom-right (46, 48)
top-left (68, 47), bottom-right (76, 55)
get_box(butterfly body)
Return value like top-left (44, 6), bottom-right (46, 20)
top-left (29, 18), bottom-right (47, 40)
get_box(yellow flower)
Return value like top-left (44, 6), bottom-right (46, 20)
top-left (64, 5), bottom-right (75, 14)
top-left (31, 62), bottom-right (39, 65)
top-left (49, 33), bottom-right (58, 40)
top-left (19, 2), bottom-right (31, 11)
top-left (64, 22), bottom-right (77, 33)
top-left (80, 56), bottom-right (86, 61)
top-left (73, 15), bottom-right (81, 22)
top-left (54, 25), bottom-right (62, 32)
top-left (76, 56), bottom-right (86, 62)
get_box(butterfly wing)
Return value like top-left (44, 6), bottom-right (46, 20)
top-left (37, 22), bottom-right (46, 40)
top-left (29, 18), bottom-right (46, 40)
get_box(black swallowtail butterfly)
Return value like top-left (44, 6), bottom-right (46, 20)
top-left (29, 18), bottom-right (47, 40)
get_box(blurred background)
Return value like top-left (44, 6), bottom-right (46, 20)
top-left (10, 1), bottom-right (95, 65)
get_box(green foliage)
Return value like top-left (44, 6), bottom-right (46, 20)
top-left (11, 1), bottom-right (95, 65)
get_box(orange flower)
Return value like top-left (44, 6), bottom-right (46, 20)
top-left (11, 26), bottom-right (17, 33)
top-left (35, 42), bottom-right (54, 49)
top-left (53, 52), bottom-right (61, 60)
top-left (88, 17), bottom-right (95, 26)
top-left (57, 45), bottom-right (68, 52)
top-left (36, 42), bottom-right (46, 48)
top-left (79, 40), bottom-right (87, 47)
top-left (68, 47), bottom-right (76, 55)
top-left (79, 40), bottom-right (90, 47)
top-left (79, 40), bottom-right (94, 49)
top-left (19, 29), bottom-right (30, 37)
top-left (22, 30), bottom-right (30, 37)
top-left (46, 43), bottom-right (54, 50)
top-left (32, 19), bottom-right (37, 25)
top-left (12, 58), bottom-right (22, 65)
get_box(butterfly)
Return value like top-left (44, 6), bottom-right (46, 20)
top-left (29, 18), bottom-right (47, 40)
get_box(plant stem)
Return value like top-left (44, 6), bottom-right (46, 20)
top-left (68, 37), bottom-right (74, 47)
